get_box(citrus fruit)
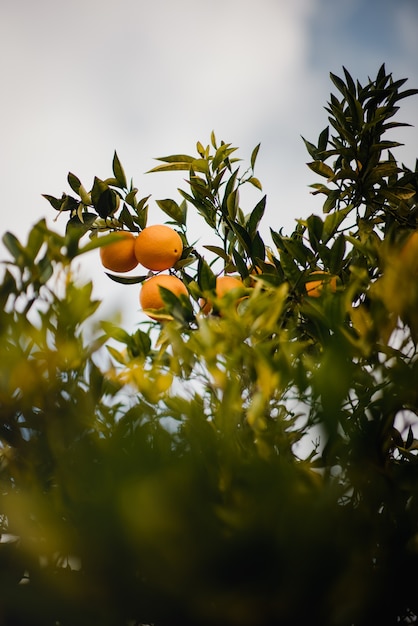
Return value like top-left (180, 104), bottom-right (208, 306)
top-left (200, 275), bottom-right (245, 314)
top-left (99, 231), bottom-right (138, 273)
top-left (305, 271), bottom-right (337, 298)
top-left (134, 225), bottom-right (183, 271)
top-left (140, 274), bottom-right (188, 319)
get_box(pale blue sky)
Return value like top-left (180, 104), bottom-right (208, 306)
top-left (1, 0), bottom-right (417, 326)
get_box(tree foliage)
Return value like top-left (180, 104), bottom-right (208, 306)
top-left (2, 65), bottom-right (418, 625)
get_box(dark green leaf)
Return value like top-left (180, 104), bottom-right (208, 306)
top-left (2, 232), bottom-right (24, 261)
top-left (128, 329), bottom-right (152, 358)
top-left (112, 151), bottom-right (128, 189)
top-left (232, 248), bottom-right (249, 279)
top-left (197, 257), bottom-right (217, 291)
top-left (307, 214), bottom-right (324, 249)
top-left (317, 127), bottom-right (329, 153)
top-left (323, 205), bottom-right (354, 241)
top-left (302, 136), bottom-right (319, 160)
top-left (230, 220), bottom-right (252, 253)
top-left (329, 234), bottom-right (346, 274)
top-left (247, 196), bottom-right (266, 236)
top-left (91, 178), bottom-right (118, 219)
top-left (250, 232), bottom-right (266, 264)
top-left (105, 273), bottom-right (148, 285)
top-left (323, 190), bottom-right (341, 214)
top-left (202, 245), bottom-right (231, 264)
top-left (156, 199), bottom-right (187, 225)
top-left (119, 204), bottom-right (138, 231)
top-left (330, 71), bottom-right (348, 97)
top-left (67, 172), bottom-right (82, 194)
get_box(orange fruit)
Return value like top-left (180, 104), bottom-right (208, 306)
top-left (200, 275), bottom-right (245, 314)
top-left (99, 231), bottom-right (138, 273)
top-left (134, 225), bottom-right (183, 271)
top-left (305, 271), bottom-right (337, 298)
top-left (140, 274), bottom-right (188, 318)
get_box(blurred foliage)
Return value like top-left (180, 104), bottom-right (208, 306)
top-left (2, 65), bottom-right (418, 625)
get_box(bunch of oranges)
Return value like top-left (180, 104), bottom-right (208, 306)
top-left (100, 224), bottom-right (186, 318)
top-left (100, 224), bottom-right (183, 274)
top-left (99, 225), bottom-right (248, 320)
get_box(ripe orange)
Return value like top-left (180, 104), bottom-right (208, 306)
top-left (140, 274), bottom-right (188, 318)
top-left (200, 275), bottom-right (245, 314)
top-left (305, 271), bottom-right (337, 298)
top-left (99, 231), bottom-right (138, 273)
top-left (134, 225), bottom-right (183, 271)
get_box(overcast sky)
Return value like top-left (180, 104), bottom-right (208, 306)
top-left (1, 0), bottom-right (418, 328)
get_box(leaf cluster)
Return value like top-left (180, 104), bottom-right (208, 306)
top-left (1, 67), bottom-right (418, 625)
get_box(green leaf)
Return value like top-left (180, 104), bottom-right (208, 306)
top-left (248, 177), bottom-right (262, 191)
top-left (104, 273), bottom-right (148, 285)
top-left (66, 212), bottom-right (97, 238)
top-left (330, 71), bottom-right (348, 97)
top-left (27, 220), bottom-right (46, 261)
top-left (67, 172), bottom-right (82, 194)
top-left (202, 245), bottom-right (231, 264)
top-left (211, 143), bottom-right (237, 172)
top-left (112, 151), bottom-right (128, 189)
top-left (322, 189), bottom-right (340, 214)
top-left (155, 154), bottom-right (196, 164)
top-left (2, 232), bottom-right (24, 261)
top-left (226, 189), bottom-right (239, 220)
top-left (250, 232), bottom-right (265, 264)
top-left (307, 214), bottom-right (324, 249)
top-left (198, 257), bottom-right (217, 291)
top-left (221, 169), bottom-right (239, 217)
top-left (91, 178), bottom-right (119, 218)
top-left (247, 196), bottom-right (266, 236)
top-left (128, 328), bottom-right (152, 358)
top-left (101, 320), bottom-right (131, 344)
top-left (230, 220), bottom-right (252, 253)
top-left (307, 161), bottom-right (335, 179)
top-left (119, 204), bottom-right (137, 231)
top-left (42, 193), bottom-right (70, 212)
top-left (329, 233), bottom-right (346, 274)
top-left (125, 188), bottom-right (138, 208)
top-left (323, 205), bottom-right (354, 241)
top-left (250, 143), bottom-right (261, 171)
top-left (232, 249), bottom-right (249, 279)
top-left (317, 127), bottom-right (329, 153)
top-left (302, 136), bottom-right (319, 160)
top-left (156, 199), bottom-right (187, 225)
top-left (148, 156), bottom-right (208, 174)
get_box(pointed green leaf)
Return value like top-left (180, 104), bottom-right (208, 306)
top-left (67, 172), bottom-right (82, 194)
top-left (156, 199), bottom-right (187, 225)
top-left (250, 143), bottom-right (261, 171)
top-left (105, 273), bottom-right (148, 285)
top-left (232, 248), bottom-right (249, 279)
top-left (247, 195), bottom-right (266, 236)
top-left (198, 257), bottom-right (217, 291)
top-left (307, 161), bottom-right (334, 179)
top-left (202, 245), bottom-right (231, 263)
top-left (2, 232), bottom-right (24, 261)
top-left (248, 177), bottom-right (262, 191)
top-left (112, 151), bottom-right (128, 189)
